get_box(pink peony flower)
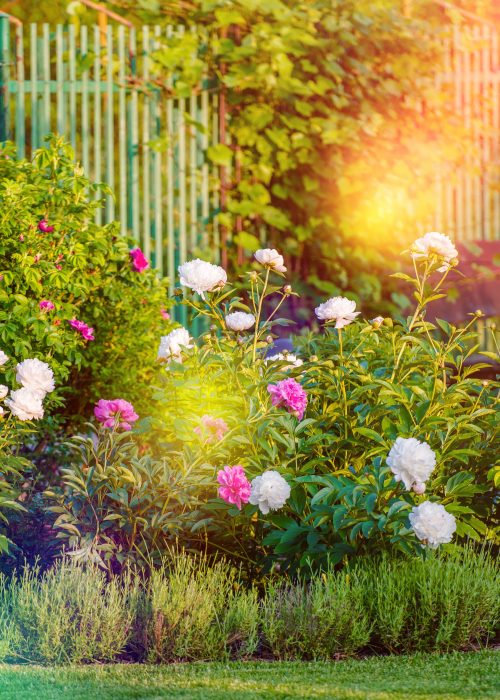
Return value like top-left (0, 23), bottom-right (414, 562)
top-left (160, 307), bottom-right (170, 320)
top-left (194, 415), bottom-right (229, 443)
top-left (268, 378), bottom-right (307, 420)
top-left (38, 219), bottom-right (54, 233)
top-left (217, 465), bottom-right (251, 510)
top-left (39, 300), bottom-right (55, 311)
top-left (130, 248), bottom-right (149, 272)
top-left (94, 398), bottom-right (139, 431)
top-left (69, 319), bottom-right (95, 341)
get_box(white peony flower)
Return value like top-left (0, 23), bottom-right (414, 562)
top-left (0, 385), bottom-right (8, 399)
top-left (225, 311), bottom-right (255, 332)
top-left (0, 350), bottom-right (8, 366)
top-left (16, 358), bottom-right (55, 398)
top-left (178, 259), bottom-right (227, 299)
top-left (158, 327), bottom-right (193, 363)
top-left (411, 231), bottom-right (458, 272)
top-left (5, 388), bottom-right (44, 421)
top-left (409, 501), bottom-right (456, 548)
top-left (266, 353), bottom-right (303, 368)
top-left (249, 470), bottom-right (291, 514)
top-left (386, 437), bottom-right (436, 491)
top-left (254, 249), bottom-right (287, 273)
top-left (315, 296), bottom-right (360, 328)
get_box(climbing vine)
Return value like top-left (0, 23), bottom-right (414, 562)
top-left (114, 0), bottom-right (465, 314)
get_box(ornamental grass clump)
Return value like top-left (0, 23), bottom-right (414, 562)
top-left (146, 553), bottom-right (259, 662)
top-left (0, 559), bottom-right (136, 664)
top-left (261, 568), bottom-right (370, 660)
top-left (367, 547), bottom-right (500, 653)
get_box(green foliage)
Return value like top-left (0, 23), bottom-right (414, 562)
top-left (0, 548), bottom-right (497, 664)
top-left (139, 0), bottom-right (467, 313)
top-left (45, 426), bottom-right (211, 571)
top-left (261, 568), bottom-right (370, 659)
top-left (143, 249), bottom-right (497, 575)
top-left (0, 136), bottom-right (172, 424)
top-left (145, 554), bottom-right (259, 661)
top-left (367, 547), bottom-right (500, 653)
top-left (0, 559), bottom-right (136, 663)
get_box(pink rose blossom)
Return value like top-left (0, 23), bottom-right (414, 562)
top-left (267, 378), bottom-right (307, 421)
top-left (38, 220), bottom-right (54, 233)
top-left (130, 247), bottom-right (149, 272)
top-left (194, 415), bottom-right (229, 443)
top-left (39, 300), bottom-right (55, 311)
top-left (94, 398), bottom-right (139, 431)
top-left (217, 465), bottom-right (251, 510)
top-left (160, 307), bottom-right (170, 320)
top-left (69, 319), bottom-right (95, 341)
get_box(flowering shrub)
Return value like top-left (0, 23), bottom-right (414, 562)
top-left (0, 353), bottom-right (56, 552)
top-left (46, 426), bottom-right (213, 570)
top-left (144, 237), bottom-right (497, 574)
top-left (0, 136), bottom-right (172, 426)
top-left (50, 236), bottom-right (498, 574)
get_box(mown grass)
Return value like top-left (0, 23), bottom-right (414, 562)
top-left (0, 651), bottom-right (498, 700)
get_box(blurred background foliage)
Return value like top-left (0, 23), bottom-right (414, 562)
top-left (3, 0), bottom-right (496, 318)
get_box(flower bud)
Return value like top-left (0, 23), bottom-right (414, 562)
top-left (482, 380), bottom-right (489, 387)
top-left (283, 285), bottom-right (292, 295)
top-left (249, 271), bottom-right (258, 281)
top-left (383, 317), bottom-right (393, 328)
top-left (412, 482), bottom-right (426, 495)
top-left (475, 309), bottom-right (483, 317)
top-left (309, 355), bottom-right (318, 362)
top-left (266, 335), bottom-right (273, 344)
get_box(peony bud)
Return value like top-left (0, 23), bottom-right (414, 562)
top-left (412, 481), bottom-right (426, 495)
top-left (283, 285), bottom-right (292, 295)
top-left (266, 335), bottom-right (273, 344)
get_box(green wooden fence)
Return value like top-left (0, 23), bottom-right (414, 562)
top-left (0, 15), bottom-right (222, 293)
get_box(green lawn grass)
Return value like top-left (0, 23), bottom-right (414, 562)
top-left (0, 651), bottom-right (498, 700)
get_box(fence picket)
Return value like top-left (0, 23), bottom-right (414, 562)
top-left (93, 24), bottom-right (102, 225)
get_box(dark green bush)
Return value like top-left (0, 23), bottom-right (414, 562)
top-left (0, 136), bottom-right (172, 425)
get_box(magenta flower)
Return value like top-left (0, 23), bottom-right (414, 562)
top-left (39, 300), bottom-right (55, 311)
top-left (194, 415), bottom-right (229, 443)
top-left (38, 219), bottom-right (54, 233)
top-left (69, 319), bottom-right (95, 341)
top-left (94, 398), bottom-right (139, 431)
top-left (130, 248), bottom-right (149, 272)
top-left (268, 378), bottom-right (307, 421)
top-left (160, 307), bottom-right (170, 320)
top-left (217, 465), bottom-right (251, 510)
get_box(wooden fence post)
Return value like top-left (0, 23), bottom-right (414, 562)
top-left (0, 14), bottom-right (10, 143)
